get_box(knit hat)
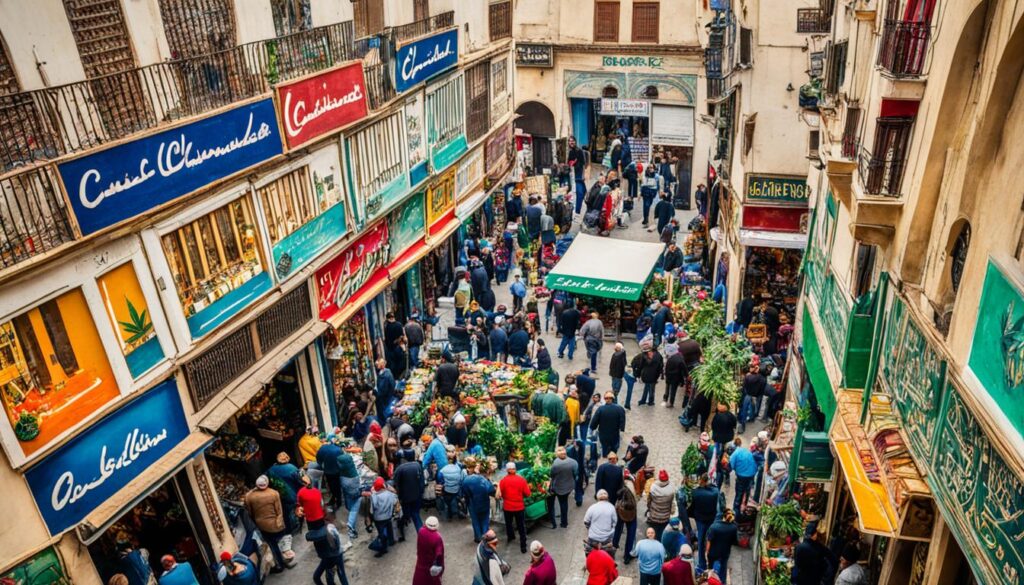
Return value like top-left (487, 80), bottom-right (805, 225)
top-left (425, 516), bottom-right (439, 530)
top-left (369, 421), bottom-right (382, 435)
top-left (679, 543), bottom-right (693, 558)
top-left (453, 413), bottom-right (466, 425)
top-left (219, 551), bottom-right (233, 562)
top-left (658, 469), bottom-right (669, 482)
top-left (758, 430), bottom-right (769, 442)
top-left (373, 477), bottom-right (385, 490)
top-left (483, 530), bottom-right (499, 543)
top-left (770, 461), bottom-right (788, 477)
top-left (255, 475), bottom-right (269, 489)
top-left (669, 517), bottom-right (680, 526)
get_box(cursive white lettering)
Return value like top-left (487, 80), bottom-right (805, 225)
top-left (401, 39), bottom-right (455, 83)
top-left (284, 83), bottom-right (365, 138)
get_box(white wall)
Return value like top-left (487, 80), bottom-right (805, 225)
top-left (312, 0), bottom-right (353, 27)
top-left (0, 0), bottom-right (85, 89)
top-left (122, 0), bottom-right (171, 65)
top-left (233, 0), bottom-right (276, 43)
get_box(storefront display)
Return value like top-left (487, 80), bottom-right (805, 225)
top-left (97, 261), bottom-right (166, 379)
top-left (743, 247), bottom-right (803, 316)
top-left (1, 547), bottom-right (70, 584)
top-left (160, 195), bottom-right (272, 339)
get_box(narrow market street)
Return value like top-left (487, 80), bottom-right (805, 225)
top-left (265, 207), bottom-right (762, 585)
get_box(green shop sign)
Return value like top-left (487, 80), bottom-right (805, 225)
top-left (968, 260), bottom-right (1024, 439)
top-left (746, 174), bottom-right (810, 205)
top-left (601, 56), bottom-right (664, 69)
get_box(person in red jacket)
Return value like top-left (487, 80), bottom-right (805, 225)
top-left (586, 545), bottom-right (619, 585)
top-left (498, 462), bottom-right (532, 553)
top-left (296, 476), bottom-right (326, 529)
top-left (523, 540), bottom-right (557, 585)
top-left (662, 543), bottom-right (696, 585)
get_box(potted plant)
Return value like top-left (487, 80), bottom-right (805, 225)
top-left (761, 500), bottom-right (803, 548)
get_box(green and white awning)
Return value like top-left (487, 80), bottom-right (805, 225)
top-left (545, 234), bottom-right (664, 301)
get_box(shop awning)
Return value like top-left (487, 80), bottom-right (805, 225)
top-left (545, 234), bottom-right (664, 301)
top-left (77, 431), bottom-right (214, 544)
top-left (198, 322), bottom-right (329, 432)
top-left (457, 188), bottom-right (489, 221)
top-left (831, 389), bottom-right (899, 537)
top-left (739, 229), bottom-right (807, 250)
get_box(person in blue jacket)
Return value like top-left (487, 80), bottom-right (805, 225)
top-left (461, 459), bottom-right (497, 542)
top-left (157, 556), bottom-right (199, 585)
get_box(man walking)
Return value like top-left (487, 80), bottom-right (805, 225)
top-left (369, 477), bottom-right (397, 557)
top-left (510, 274), bottom-right (527, 314)
top-left (728, 438), bottom-right (758, 511)
top-left (691, 473), bottom-right (720, 574)
top-left (706, 510), bottom-right (740, 584)
top-left (589, 392), bottom-right (626, 456)
top-left (489, 320), bottom-right (508, 362)
top-left (558, 303), bottom-right (581, 359)
top-left (412, 516), bottom-right (445, 585)
top-left (405, 316), bottom-right (425, 368)
top-left (375, 358), bottom-right (396, 419)
top-left (579, 311), bottom-right (604, 372)
top-left (474, 530), bottom-right (511, 585)
top-left (638, 349), bottom-right (664, 407)
top-left (664, 346), bottom-right (687, 408)
top-left (654, 192), bottom-right (676, 236)
top-left (393, 450), bottom-right (425, 538)
top-left (662, 544), bottom-right (696, 585)
top-left (243, 476), bottom-right (288, 573)
top-left (632, 527), bottom-right (667, 585)
top-left (583, 489), bottom-right (618, 549)
top-left (739, 363), bottom-right (766, 433)
top-left (462, 458), bottom-right (497, 542)
top-left (710, 404), bottom-right (738, 486)
top-left (594, 453), bottom-right (625, 505)
top-left (548, 446), bottom-right (578, 529)
top-left (499, 462), bottom-right (532, 553)
top-left (308, 513), bottom-right (351, 585)
top-left (609, 343), bottom-right (627, 402)
top-left (568, 137), bottom-right (588, 214)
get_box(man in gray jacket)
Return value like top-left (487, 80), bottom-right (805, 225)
top-left (548, 446), bottom-right (579, 529)
top-left (579, 312), bottom-right (605, 373)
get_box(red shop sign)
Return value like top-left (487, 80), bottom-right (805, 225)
top-left (316, 221), bottom-right (391, 320)
top-left (741, 205), bottom-right (809, 233)
top-left (275, 61), bottom-right (369, 151)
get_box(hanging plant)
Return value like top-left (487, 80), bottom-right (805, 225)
top-left (762, 500), bottom-right (804, 539)
top-left (691, 345), bottom-right (741, 407)
top-left (688, 298), bottom-right (726, 348)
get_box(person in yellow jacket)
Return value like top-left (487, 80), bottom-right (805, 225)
top-left (298, 426), bottom-right (323, 468)
top-left (564, 386), bottom-right (581, 439)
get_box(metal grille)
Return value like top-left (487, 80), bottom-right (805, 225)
top-left (841, 106), bottom-right (861, 159)
top-left (488, 1), bottom-right (512, 41)
top-left (858, 117), bottom-right (913, 196)
top-left (391, 10), bottom-right (454, 44)
top-left (255, 283), bottom-right (312, 352)
top-left (797, 8), bottom-right (830, 33)
top-left (465, 61), bottom-right (490, 143)
top-left (62, 0), bottom-right (135, 78)
top-left (593, 2), bottom-right (620, 42)
top-left (0, 166), bottom-right (74, 268)
top-left (183, 324), bottom-right (257, 410)
top-left (631, 2), bottom-right (659, 43)
top-left (414, 0), bottom-right (430, 22)
top-left (158, 0), bottom-right (237, 59)
top-left (271, 0), bottom-right (312, 36)
top-left (877, 20), bottom-right (930, 77)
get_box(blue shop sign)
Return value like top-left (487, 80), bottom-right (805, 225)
top-left (394, 28), bottom-right (459, 94)
top-left (25, 379), bottom-right (192, 536)
top-left (59, 99), bottom-right (283, 236)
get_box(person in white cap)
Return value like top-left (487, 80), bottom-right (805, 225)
top-left (661, 543), bottom-right (696, 585)
top-left (412, 516), bottom-right (445, 585)
top-left (583, 489), bottom-right (618, 548)
top-left (768, 460), bottom-right (789, 505)
top-left (243, 475), bottom-right (287, 573)
top-left (523, 540), bottom-right (557, 585)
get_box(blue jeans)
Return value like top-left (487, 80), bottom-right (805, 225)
top-left (740, 395), bottom-right (757, 424)
top-left (588, 349), bottom-right (599, 371)
top-left (575, 179), bottom-right (586, 214)
top-left (557, 335), bottom-right (576, 358)
top-left (400, 499), bottom-right (423, 536)
top-left (623, 372), bottom-right (636, 408)
top-left (374, 520), bottom-right (395, 553)
top-left (314, 554), bottom-right (350, 585)
top-left (613, 517), bottom-right (637, 557)
top-left (641, 187), bottom-right (657, 223)
top-left (469, 508), bottom-right (490, 541)
top-left (341, 478), bottom-right (361, 534)
top-left (640, 382), bottom-right (656, 405)
top-left (409, 345), bottom-right (420, 368)
top-left (734, 475), bottom-right (754, 510)
top-left (611, 376), bottom-right (622, 399)
top-left (442, 492), bottom-right (462, 520)
top-left (696, 519), bottom-right (712, 571)
top-left (599, 435), bottom-right (620, 458)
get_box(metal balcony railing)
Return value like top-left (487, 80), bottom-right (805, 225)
top-left (877, 20), bottom-right (930, 78)
top-left (858, 146), bottom-right (906, 197)
top-left (390, 10), bottom-right (455, 43)
top-left (0, 21), bottom-right (377, 173)
top-left (0, 166), bottom-right (75, 268)
top-left (797, 8), bottom-right (831, 33)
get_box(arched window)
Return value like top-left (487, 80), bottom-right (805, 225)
top-left (642, 85), bottom-right (659, 98)
top-left (602, 85), bottom-right (619, 98)
top-left (950, 222), bottom-right (971, 294)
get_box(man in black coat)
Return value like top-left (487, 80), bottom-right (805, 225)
top-left (662, 242), bottom-right (684, 273)
top-left (608, 343), bottom-right (628, 403)
top-left (689, 473), bottom-right (721, 573)
top-left (663, 350), bottom-right (687, 408)
top-left (434, 354), bottom-right (461, 399)
top-left (557, 304), bottom-right (581, 359)
top-left (392, 450), bottom-right (425, 539)
top-left (594, 451), bottom-right (625, 505)
top-left (383, 312), bottom-right (405, 373)
top-left (589, 391), bottom-right (627, 456)
top-left (710, 403), bottom-right (738, 487)
top-left (792, 523), bottom-right (836, 585)
top-left (637, 350), bottom-right (664, 406)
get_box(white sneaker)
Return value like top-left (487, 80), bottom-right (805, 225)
top-left (342, 542), bottom-right (353, 552)
top-left (661, 401), bottom-right (668, 406)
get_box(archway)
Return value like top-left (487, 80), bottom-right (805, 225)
top-left (515, 101), bottom-right (556, 171)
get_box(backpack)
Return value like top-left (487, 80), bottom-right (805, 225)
top-left (583, 210), bottom-right (601, 228)
top-left (306, 525), bottom-right (339, 558)
top-left (615, 486), bottom-right (637, 522)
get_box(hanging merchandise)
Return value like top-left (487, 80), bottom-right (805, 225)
top-left (743, 247), bottom-right (803, 317)
top-left (324, 311), bottom-right (375, 414)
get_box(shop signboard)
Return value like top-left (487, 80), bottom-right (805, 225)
top-left (516, 43), bottom-right (553, 67)
top-left (601, 56), bottom-right (665, 69)
top-left (389, 192), bottom-right (426, 263)
top-left (485, 122), bottom-right (514, 183)
top-left (741, 205), bottom-right (809, 233)
top-left (599, 98), bottom-right (650, 117)
top-left (58, 98), bottom-right (283, 236)
top-left (967, 259), bottom-right (1024, 439)
top-left (650, 104), bottom-right (694, 147)
top-left (24, 379), bottom-right (190, 536)
top-left (426, 169), bottom-right (456, 237)
top-left (394, 28), bottom-right (459, 94)
top-left (315, 221), bottom-right (391, 321)
top-left (745, 174), bottom-right (810, 205)
top-left (404, 91), bottom-right (428, 186)
top-left (1, 547), bottom-right (69, 583)
top-left (274, 61), bottom-right (369, 151)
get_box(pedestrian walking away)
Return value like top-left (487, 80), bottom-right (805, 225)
top-left (523, 540), bottom-right (558, 585)
top-left (412, 516), bottom-right (445, 585)
top-left (499, 461), bottom-right (532, 553)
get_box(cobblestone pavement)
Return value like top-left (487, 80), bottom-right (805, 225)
top-left (266, 206), bottom-right (760, 585)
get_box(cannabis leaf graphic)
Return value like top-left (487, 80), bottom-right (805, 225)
top-left (118, 297), bottom-right (153, 344)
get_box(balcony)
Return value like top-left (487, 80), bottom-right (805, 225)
top-left (0, 166), bottom-right (74, 269)
top-left (858, 145), bottom-right (905, 197)
top-left (797, 8), bottom-right (831, 34)
top-left (390, 10), bottom-right (455, 44)
top-left (877, 20), bottom-right (930, 78)
top-left (836, 145), bottom-right (904, 244)
top-left (0, 20), bottom-right (393, 174)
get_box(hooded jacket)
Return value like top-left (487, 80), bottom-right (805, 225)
top-left (646, 479), bottom-right (676, 524)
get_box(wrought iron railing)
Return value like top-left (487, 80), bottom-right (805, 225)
top-left (877, 20), bottom-right (930, 78)
top-left (858, 146), bottom-right (906, 197)
top-left (489, 1), bottom-right (513, 41)
top-left (797, 8), bottom-right (830, 33)
top-left (0, 21), bottom-right (366, 173)
top-left (0, 165), bottom-right (75, 268)
top-left (390, 11), bottom-right (455, 44)
top-left (184, 280), bottom-right (313, 410)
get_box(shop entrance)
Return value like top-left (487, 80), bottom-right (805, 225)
top-left (88, 468), bottom-right (215, 585)
top-left (742, 246), bottom-right (803, 318)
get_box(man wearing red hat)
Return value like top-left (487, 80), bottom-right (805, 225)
top-left (217, 551), bottom-right (258, 585)
top-left (369, 477), bottom-right (398, 557)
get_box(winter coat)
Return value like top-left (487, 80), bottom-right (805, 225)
top-left (665, 353), bottom-right (687, 384)
top-left (640, 352), bottom-right (665, 383)
top-left (646, 480), bottom-right (676, 524)
top-left (523, 552), bottom-right (558, 585)
top-left (413, 526), bottom-right (445, 585)
top-left (244, 488), bottom-right (285, 534)
top-left (609, 349), bottom-right (627, 378)
top-left (405, 322), bottom-right (426, 346)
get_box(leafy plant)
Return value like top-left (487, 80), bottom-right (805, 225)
top-left (762, 500), bottom-right (803, 538)
top-left (763, 564), bottom-right (792, 585)
top-left (14, 411), bottom-right (40, 441)
top-left (691, 346), bottom-right (741, 407)
top-left (680, 442), bottom-right (705, 477)
top-left (796, 406), bottom-right (813, 426)
top-left (470, 416), bottom-right (521, 464)
top-left (688, 298), bottom-right (726, 348)
top-left (118, 297), bottom-right (152, 343)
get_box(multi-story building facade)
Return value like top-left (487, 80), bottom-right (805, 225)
top-left (512, 0), bottom-right (711, 206)
top-left (0, 1), bottom-right (514, 582)
top-left (705, 0), bottom-right (824, 325)
top-left (790, 0), bottom-right (1024, 583)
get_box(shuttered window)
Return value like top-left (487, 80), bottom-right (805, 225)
top-left (427, 74), bottom-right (466, 148)
top-left (350, 111), bottom-right (405, 206)
top-left (158, 0), bottom-right (236, 59)
top-left (0, 33), bottom-right (17, 94)
top-left (594, 2), bottom-right (620, 43)
top-left (270, 0), bottom-right (312, 36)
top-left (489, 1), bottom-right (512, 41)
top-left (414, 0), bottom-right (430, 21)
top-left (632, 2), bottom-right (659, 43)
top-left (465, 62), bottom-right (490, 143)
top-left (354, 0), bottom-right (385, 38)
top-left (258, 167), bottom-right (316, 244)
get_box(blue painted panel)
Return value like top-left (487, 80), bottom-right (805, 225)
top-left (431, 134), bottom-right (468, 174)
top-left (394, 29), bottom-right (459, 93)
top-left (186, 271), bottom-right (273, 339)
top-left (271, 202), bottom-right (348, 280)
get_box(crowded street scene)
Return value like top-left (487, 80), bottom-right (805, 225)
top-left (1, 1), bottom-right (1021, 585)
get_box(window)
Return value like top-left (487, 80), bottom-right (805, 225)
top-left (158, 0), bottom-right (236, 59)
top-left (258, 166), bottom-right (319, 245)
top-left (739, 27), bottom-right (753, 66)
top-left (632, 2), bottom-right (659, 43)
top-left (602, 85), bottom-right (619, 98)
top-left (797, 8), bottom-right (829, 33)
top-left (0, 289), bottom-right (120, 457)
top-left (161, 198), bottom-right (266, 322)
top-left (414, 0), bottom-right (430, 21)
top-left (841, 106), bottom-right (861, 159)
top-left (489, 1), bottom-right (512, 41)
top-left (641, 85), bottom-right (659, 98)
top-left (270, 0), bottom-right (311, 36)
top-left (743, 115), bottom-right (756, 156)
top-left (861, 116), bottom-right (913, 195)
top-left (465, 61), bottom-right (491, 143)
top-left (350, 111), bottom-right (405, 216)
top-left (853, 243), bottom-right (877, 298)
top-left (491, 57), bottom-right (510, 123)
top-left (594, 2), bottom-right (620, 42)
top-left (97, 262), bottom-right (165, 378)
top-left (426, 74), bottom-right (466, 149)
top-left (809, 130), bottom-right (820, 158)
top-left (949, 222), bottom-right (970, 295)
top-left (825, 41), bottom-right (849, 95)
top-left (353, 0), bottom-right (385, 38)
